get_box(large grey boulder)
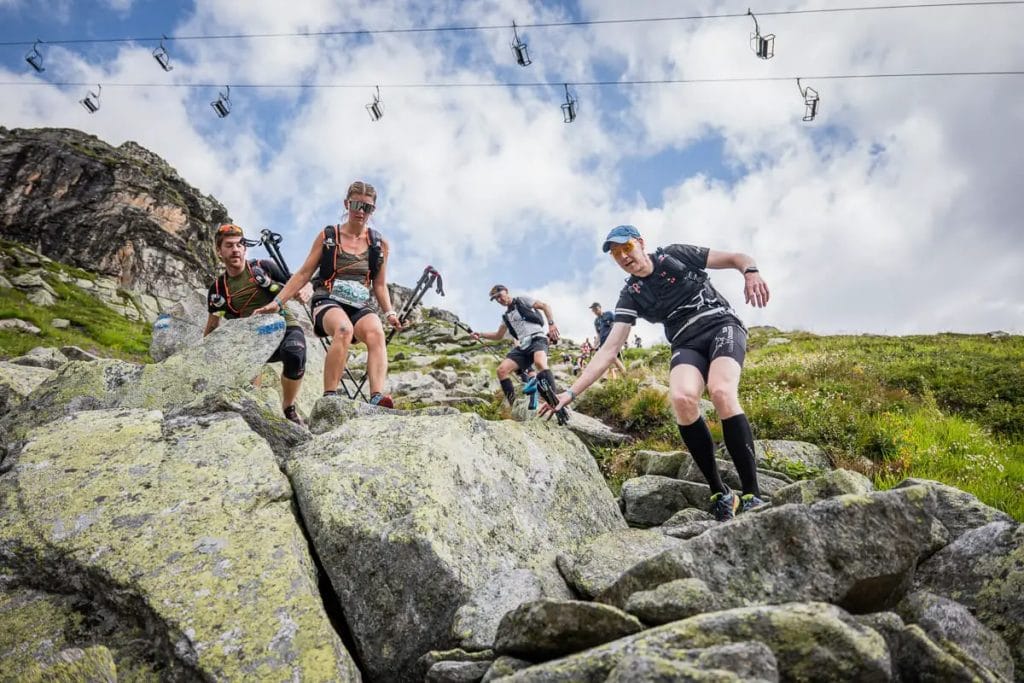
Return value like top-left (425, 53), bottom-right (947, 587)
top-left (604, 642), bottom-right (779, 682)
top-left (0, 408), bottom-right (358, 681)
top-left (288, 412), bottom-right (626, 682)
top-left (149, 311), bottom-right (203, 362)
top-left (388, 370), bottom-right (448, 401)
top-left (896, 590), bottom-right (1014, 681)
top-left (751, 439), bottom-right (832, 471)
top-left (501, 602), bottom-right (888, 682)
top-left (494, 599), bottom-right (643, 661)
top-left (0, 361), bottom-right (53, 416)
top-left (895, 478), bottom-right (1013, 539)
top-left (772, 468), bottom-right (874, 505)
top-left (914, 521), bottom-right (1024, 675)
top-left (600, 486), bottom-right (949, 612)
top-left (635, 449), bottom-right (687, 477)
top-left (620, 476), bottom-right (709, 527)
top-left (556, 528), bottom-right (683, 599)
top-left (8, 346), bottom-right (68, 370)
top-left (309, 394), bottom-right (459, 433)
top-left (453, 569), bottom-right (546, 652)
top-left (0, 318), bottom-right (40, 335)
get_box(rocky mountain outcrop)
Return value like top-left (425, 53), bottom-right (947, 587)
top-left (0, 127), bottom-right (227, 304)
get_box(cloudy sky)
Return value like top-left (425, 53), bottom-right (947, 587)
top-left (1, 0), bottom-right (1022, 343)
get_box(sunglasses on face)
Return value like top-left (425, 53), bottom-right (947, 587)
top-left (610, 241), bottom-right (636, 257)
top-left (348, 200), bottom-right (376, 214)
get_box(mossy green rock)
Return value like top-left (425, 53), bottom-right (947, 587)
top-left (18, 645), bottom-right (118, 683)
top-left (604, 642), bottom-right (779, 682)
top-left (635, 450), bottom-right (687, 477)
top-left (494, 599), bottom-right (643, 661)
top-left (309, 393), bottom-right (458, 434)
top-left (895, 478), bottom-right (1013, 539)
top-left (625, 578), bottom-right (727, 625)
top-left (288, 412), bottom-right (626, 682)
top-left (0, 588), bottom-right (83, 678)
top-left (772, 469), bottom-right (874, 506)
top-left (556, 529), bottom-right (683, 599)
top-left (0, 408), bottom-right (357, 681)
top-left (620, 476), bottom-right (710, 527)
top-left (0, 360), bottom-right (53, 416)
top-left (753, 440), bottom-right (831, 471)
top-left (600, 486), bottom-right (948, 612)
top-left (914, 521), bottom-right (1024, 677)
top-left (897, 590), bottom-right (1014, 681)
top-left (502, 602), bottom-right (888, 682)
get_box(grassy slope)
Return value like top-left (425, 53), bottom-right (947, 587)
top-left (577, 330), bottom-right (1024, 519)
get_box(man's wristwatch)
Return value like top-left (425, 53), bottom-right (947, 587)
top-left (743, 267), bottom-right (759, 274)
top-left (566, 388), bottom-right (577, 402)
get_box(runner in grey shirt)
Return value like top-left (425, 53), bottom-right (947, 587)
top-left (473, 284), bottom-right (561, 407)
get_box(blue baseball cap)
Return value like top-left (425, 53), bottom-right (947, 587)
top-left (602, 224), bottom-right (641, 252)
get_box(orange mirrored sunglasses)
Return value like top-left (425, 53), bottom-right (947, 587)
top-left (609, 241), bottom-right (636, 257)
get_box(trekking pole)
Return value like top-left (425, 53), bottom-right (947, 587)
top-left (256, 229), bottom-right (367, 401)
top-left (451, 317), bottom-right (532, 384)
top-left (351, 265), bottom-right (445, 398)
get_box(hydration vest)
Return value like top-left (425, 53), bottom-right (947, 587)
top-left (502, 297), bottom-right (545, 340)
top-left (211, 259), bottom-right (281, 318)
top-left (314, 225), bottom-right (383, 291)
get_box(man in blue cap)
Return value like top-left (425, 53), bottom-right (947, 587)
top-left (541, 225), bottom-right (771, 521)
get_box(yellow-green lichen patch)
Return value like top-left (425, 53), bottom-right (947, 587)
top-left (7, 408), bottom-right (358, 681)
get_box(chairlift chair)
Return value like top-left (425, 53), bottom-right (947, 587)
top-left (25, 40), bottom-right (45, 73)
top-left (561, 83), bottom-right (577, 123)
top-left (510, 21), bottom-right (531, 67)
top-left (153, 35), bottom-right (173, 72)
top-left (366, 86), bottom-right (383, 121)
top-left (748, 10), bottom-right (775, 60)
top-left (211, 86), bottom-right (231, 118)
top-left (79, 85), bottom-right (101, 114)
top-left (797, 79), bottom-right (819, 122)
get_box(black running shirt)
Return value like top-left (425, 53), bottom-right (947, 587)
top-left (612, 244), bottom-right (741, 344)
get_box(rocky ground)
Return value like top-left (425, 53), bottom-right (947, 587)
top-left (1, 248), bottom-right (1021, 681)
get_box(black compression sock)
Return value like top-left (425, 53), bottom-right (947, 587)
top-left (722, 413), bottom-right (760, 497)
top-left (678, 418), bottom-right (727, 495)
top-left (500, 378), bottom-right (516, 406)
top-left (538, 369), bottom-right (557, 392)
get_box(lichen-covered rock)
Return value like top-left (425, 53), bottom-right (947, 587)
top-left (678, 456), bottom-right (791, 496)
top-left (661, 508), bottom-right (714, 525)
top-left (635, 450), bottom-right (687, 477)
top-left (309, 393), bottom-right (459, 434)
top-left (661, 520), bottom-right (719, 540)
top-left (625, 578), bottom-right (728, 625)
top-left (60, 345), bottom-right (100, 361)
top-left (288, 412), bottom-right (626, 682)
top-left (914, 521), bottom-right (1024, 676)
top-left (8, 346), bottom-right (68, 370)
top-left (895, 478), bottom-right (1014, 539)
top-left (856, 611), bottom-right (1009, 683)
top-left (482, 655), bottom-right (533, 682)
top-left (896, 590), bottom-right (1014, 681)
top-left (149, 311), bottom-right (204, 362)
top-left (453, 569), bottom-right (547, 651)
top-left (752, 440), bottom-right (832, 471)
top-left (563, 410), bottom-right (630, 448)
top-left (600, 486), bottom-right (949, 612)
top-left (604, 642), bottom-right (779, 683)
top-left (2, 315), bottom-right (286, 445)
top-left (620, 476), bottom-right (709, 527)
top-left (494, 599), bottom-right (643, 661)
top-left (18, 646), bottom-right (118, 683)
top-left (0, 360), bottom-right (53, 416)
top-left (556, 529), bottom-right (683, 599)
top-left (418, 648), bottom-right (496, 682)
top-left (0, 588), bottom-right (84, 678)
top-left (427, 659), bottom-right (493, 682)
top-left (501, 602), bottom-right (887, 682)
top-left (0, 318), bottom-right (40, 334)
top-left (772, 469), bottom-right (874, 506)
top-left (0, 409), bottom-right (358, 681)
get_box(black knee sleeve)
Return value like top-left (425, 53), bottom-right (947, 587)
top-left (281, 328), bottom-right (306, 380)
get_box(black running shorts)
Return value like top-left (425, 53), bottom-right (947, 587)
top-left (669, 323), bottom-right (747, 380)
top-left (310, 297), bottom-right (375, 338)
top-left (506, 335), bottom-right (549, 372)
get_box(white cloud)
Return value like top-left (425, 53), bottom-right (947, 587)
top-left (1, 0), bottom-right (1021, 343)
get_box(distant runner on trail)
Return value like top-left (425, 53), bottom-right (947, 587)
top-left (205, 223), bottom-right (312, 427)
top-left (254, 180), bottom-right (401, 407)
top-left (473, 284), bottom-right (561, 409)
top-left (541, 224), bottom-right (771, 521)
top-left (589, 301), bottom-right (626, 379)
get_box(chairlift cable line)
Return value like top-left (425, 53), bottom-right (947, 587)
top-left (0, 1), bottom-right (1021, 47)
top-left (2, 70), bottom-right (1023, 91)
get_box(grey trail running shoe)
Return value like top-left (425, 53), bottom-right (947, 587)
top-left (709, 489), bottom-right (740, 522)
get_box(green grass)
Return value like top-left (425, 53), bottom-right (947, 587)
top-left (575, 333), bottom-right (1024, 519)
top-left (0, 268), bottom-right (151, 362)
